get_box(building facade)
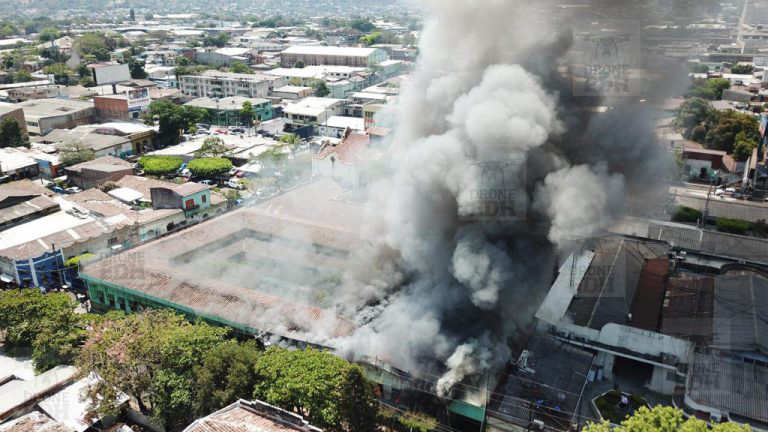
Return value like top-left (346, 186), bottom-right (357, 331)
top-left (180, 71), bottom-right (286, 99)
top-left (280, 46), bottom-right (388, 68)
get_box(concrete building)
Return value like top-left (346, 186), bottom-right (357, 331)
top-left (93, 87), bottom-right (151, 121)
top-left (17, 99), bottom-right (95, 136)
top-left (0, 103), bottom-right (27, 138)
top-left (280, 46), bottom-right (388, 68)
top-left (37, 122), bottom-right (156, 158)
top-left (65, 156), bottom-right (135, 189)
top-left (316, 115), bottom-right (365, 138)
top-left (283, 97), bottom-right (345, 130)
top-left (184, 96), bottom-right (274, 125)
top-left (180, 70), bottom-right (286, 99)
top-left (195, 47), bottom-right (255, 66)
top-left (271, 85), bottom-right (314, 100)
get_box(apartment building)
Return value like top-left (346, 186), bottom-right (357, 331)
top-left (179, 70), bottom-right (286, 99)
top-left (280, 46), bottom-right (388, 68)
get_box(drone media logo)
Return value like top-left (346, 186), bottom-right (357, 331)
top-left (462, 153), bottom-right (527, 223)
top-left (573, 28), bottom-right (643, 97)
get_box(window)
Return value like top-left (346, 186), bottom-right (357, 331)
top-left (201, 194), bottom-right (207, 203)
top-left (107, 237), bottom-right (118, 246)
top-left (185, 199), bottom-right (195, 209)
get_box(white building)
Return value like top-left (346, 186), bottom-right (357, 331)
top-left (180, 71), bottom-right (286, 99)
top-left (283, 97), bottom-right (345, 129)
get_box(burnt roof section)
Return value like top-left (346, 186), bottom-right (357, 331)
top-left (660, 274), bottom-right (715, 345)
top-left (629, 258), bottom-right (670, 331)
top-left (566, 237), bottom-right (662, 330)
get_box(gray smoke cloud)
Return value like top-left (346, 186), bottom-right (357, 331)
top-left (326, 0), bottom-right (674, 398)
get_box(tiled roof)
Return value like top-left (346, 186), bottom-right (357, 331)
top-left (184, 399), bottom-right (322, 432)
top-left (314, 131), bottom-right (370, 165)
top-left (0, 195), bottom-right (59, 226)
top-left (66, 155), bottom-right (133, 174)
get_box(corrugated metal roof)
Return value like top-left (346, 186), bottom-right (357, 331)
top-left (687, 352), bottom-right (768, 423)
top-left (713, 274), bottom-right (768, 355)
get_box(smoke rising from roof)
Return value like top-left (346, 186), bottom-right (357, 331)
top-left (326, 0), bottom-right (673, 397)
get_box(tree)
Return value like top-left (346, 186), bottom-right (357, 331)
top-left (294, 60), bottom-right (305, 69)
top-left (350, 18), bottom-right (376, 33)
top-left (38, 26), bottom-right (60, 42)
top-left (194, 340), bottom-right (261, 415)
top-left (0, 117), bottom-right (29, 148)
top-left (731, 64), bottom-right (754, 74)
top-left (704, 110), bottom-right (759, 153)
top-left (188, 157), bottom-right (232, 178)
top-left (0, 289), bottom-right (86, 372)
top-left (43, 63), bottom-right (72, 84)
top-left (78, 310), bottom-right (228, 429)
top-left (148, 100), bottom-right (206, 145)
top-left (139, 155), bottom-right (184, 176)
top-left (582, 405), bottom-right (750, 432)
top-left (252, 347), bottom-right (378, 431)
top-left (733, 131), bottom-right (758, 161)
top-left (687, 78), bottom-right (730, 100)
top-left (203, 32), bottom-right (229, 48)
top-left (129, 59), bottom-right (148, 79)
top-left (229, 62), bottom-right (251, 74)
top-left (314, 80), bottom-right (330, 97)
top-left (676, 98), bottom-right (714, 140)
top-left (195, 136), bottom-right (230, 158)
top-left (13, 70), bottom-right (32, 83)
top-left (240, 101), bottom-right (254, 126)
top-left (59, 141), bottom-right (95, 166)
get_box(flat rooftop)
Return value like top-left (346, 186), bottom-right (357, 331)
top-left (281, 46), bottom-right (381, 57)
top-left (17, 98), bottom-right (93, 119)
top-left (82, 180), bottom-right (365, 344)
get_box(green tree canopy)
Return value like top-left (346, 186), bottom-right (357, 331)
top-left (188, 157), bottom-right (233, 178)
top-left (731, 64), bottom-right (754, 74)
top-left (314, 80), bottom-right (330, 97)
top-left (252, 347), bottom-right (378, 431)
top-left (687, 78), bottom-right (730, 100)
top-left (733, 131), bottom-right (758, 161)
top-left (148, 100), bottom-right (206, 145)
top-left (77, 310), bottom-right (228, 429)
top-left (704, 110), bottom-right (759, 153)
top-left (0, 289), bottom-right (86, 372)
top-left (582, 405), bottom-right (750, 432)
top-left (229, 62), bottom-right (251, 74)
top-left (139, 155), bottom-right (184, 176)
top-left (38, 26), bottom-right (60, 42)
top-left (193, 340), bottom-right (261, 416)
top-left (0, 117), bottom-right (29, 148)
top-left (59, 141), bottom-right (95, 166)
top-left (676, 97), bottom-right (715, 139)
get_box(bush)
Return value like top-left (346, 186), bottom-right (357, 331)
top-left (188, 157), bottom-right (232, 179)
top-left (716, 217), bottom-right (751, 235)
top-left (672, 206), bottom-right (702, 223)
top-left (139, 155), bottom-right (183, 176)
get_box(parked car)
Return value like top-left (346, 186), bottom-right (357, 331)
top-left (229, 127), bottom-right (246, 134)
top-left (200, 179), bottom-right (214, 185)
top-left (227, 179), bottom-right (244, 189)
top-left (65, 186), bottom-right (82, 194)
top-left (51, 186), bottom-right (66, 194)
top-left (197, 123), bottom-right (210, 130)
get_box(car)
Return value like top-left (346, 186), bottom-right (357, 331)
top-left (214, 129), bottom-right (228, 134)
top-left (51, 186), bottom-right (66, 194)
top-left (197, 123), bottom-right (210, 130)
top-left (180, 168), bottom-right (191, 177)
top-left (229, 127), bottom-right (246, 134)
top-left (200, 179), bottom-right (214, 185)
top-left (227, 179), bottom-right (244, 189)
top-left (235, 170), bottom-right (245, 178)
top-left (228, 167), bottom-right (238, 176)
top-left (65, 186), bottom-right (82, 194)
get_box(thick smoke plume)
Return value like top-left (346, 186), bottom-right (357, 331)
top-left (328, 0), bottom-right (672, 398)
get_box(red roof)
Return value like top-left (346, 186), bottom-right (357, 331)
top-left (314, 130), bottom-right (370, 166)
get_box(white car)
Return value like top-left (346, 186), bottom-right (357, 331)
top-left (227, 179), bottom-right (244, 189)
